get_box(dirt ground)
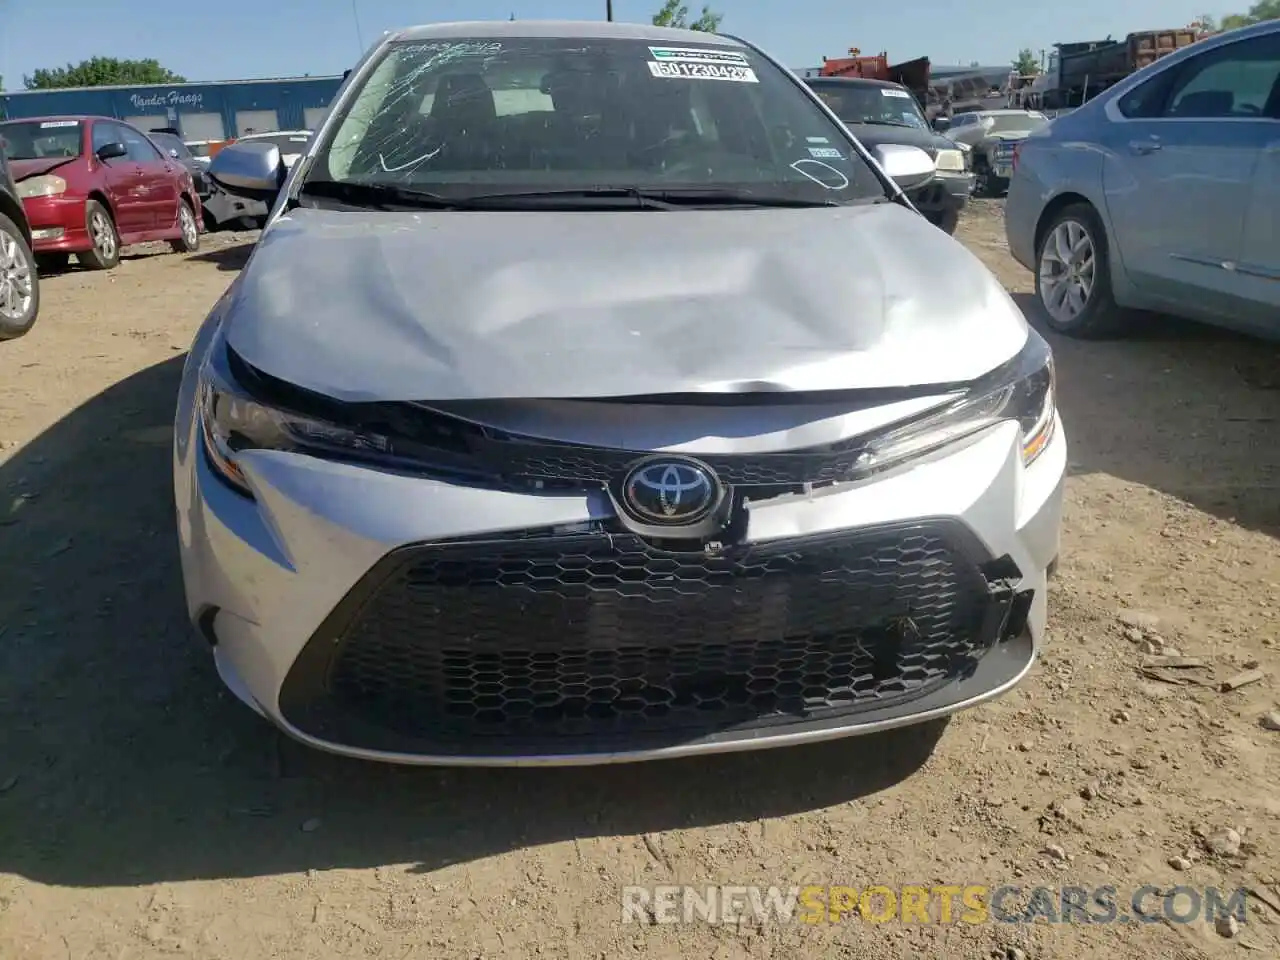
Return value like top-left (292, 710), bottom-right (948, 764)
top-left (0, 203), bottom-right (1278, 960)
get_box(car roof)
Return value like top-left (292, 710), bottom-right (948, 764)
top-left (239, 130), bottom-right (311, 139)
top-left (803, 76), bottom-right (905, 91)
top-left (390, 19), bottom-right (744, 47)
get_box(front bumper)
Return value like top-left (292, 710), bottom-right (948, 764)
top-left (21, 195), bottom-right (90, 253)
top-left (174, 376), bottom-right (1065, 766)
top-left (910, 172), bottom-right (973, 229)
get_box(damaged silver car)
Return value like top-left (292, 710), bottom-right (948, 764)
top-left (175, 20), bottom-right (1066, 765)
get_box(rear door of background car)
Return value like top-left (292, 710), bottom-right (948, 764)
top-left (119, 124), bottom-right (177, 230)
top-left (90, 121), bottom-right (145, 233)
top-left (1101, 31), bottom-right (1280, 321)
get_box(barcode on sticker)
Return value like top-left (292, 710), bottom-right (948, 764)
top-left (649, 46), bottom-right (751, 66)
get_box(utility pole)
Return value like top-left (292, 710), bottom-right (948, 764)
top-left (606, 0), bottom-right (614, 21)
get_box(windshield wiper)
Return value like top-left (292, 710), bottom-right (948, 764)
top-left (298, 179), bottom-right (465, 210)
top-left (297, 181), bottom-right (843, 212)
top-left (855, 119), bottom-right (918, 128)
top-left (452, 188), bottom-right (841, 210)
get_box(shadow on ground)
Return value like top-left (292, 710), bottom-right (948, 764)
top-left (189, 240), bottom-right (255, 272)
top-left (0, 354), bottom-right (944, 888)
top-left (1015, 293), bottom-right (1280, 539)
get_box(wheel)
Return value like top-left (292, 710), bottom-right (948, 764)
top-left (171, 199), bottom-right (200, 253)
top-left (0, 213), bottom-right (39, 340)
top-left (35, 252), bottom-right (70, 273)
top-left (77, 201), bottom-right (120, 270)
top-left (1034, 202), bottom-right (1129, 338)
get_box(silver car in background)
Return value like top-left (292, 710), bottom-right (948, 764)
top-left (1006, 20), bottom-right (1280, 339)
top-left (178, 20), bottom-right (1065, 766)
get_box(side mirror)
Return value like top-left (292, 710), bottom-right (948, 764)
top-left (932, 116), bottom-right (951, 132)
top-left (871, 143), bottom-right (936, 192)
top-left (96, 142), bottom-right (128, 161)
top-left (208, 141), bottom-right (285, 202)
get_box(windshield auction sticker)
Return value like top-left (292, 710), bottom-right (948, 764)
top-left (647, 46), bottom-right (759, 81)
top-left (648, 61), bottom-right (759, 81)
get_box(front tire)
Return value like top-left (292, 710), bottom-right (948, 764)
top-left (171, 199), bottom-right (200, 253)
top-left (1034, 202), bottom-right (1129, 338)
top-left (77, 201), bottom-right (120, 270)
top-left (0, 213), bottom-right (39, 341)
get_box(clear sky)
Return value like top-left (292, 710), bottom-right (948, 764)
top-left (0, 0), bottom-right (1238, 88)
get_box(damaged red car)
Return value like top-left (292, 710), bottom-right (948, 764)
top-left (0, 115), bottom-right (202, 271)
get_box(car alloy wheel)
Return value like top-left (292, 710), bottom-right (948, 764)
top-left (180, 204), bottom-right (198, 249)
top-left (1038, 218), bottom-right (1095, 325)
top-left (90, 209), bottom-right (117, 261)
top-left (0, 226), bottom-right (34, 324)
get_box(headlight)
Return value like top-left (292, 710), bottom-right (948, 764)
top-left (197, 357), bottom-right (392, 497)
top-left (856, 331), bottom-right (1056, 473)
top-left (934, 148), bottom-right (966, 173)
top-left (16, 174), bottom-right (67, 199)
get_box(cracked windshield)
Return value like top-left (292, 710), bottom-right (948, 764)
top-left (310, 37), bottom-right (886, 203)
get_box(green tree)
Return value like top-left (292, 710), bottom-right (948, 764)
top-left (652, 0), bottom-right (723, 31)
top-left (24, 57), bottom-right (185, 90)
top-left (1220, 0), bottom-right (1280, 28)
top-left (1012, 48), bottom-right (1041, 75)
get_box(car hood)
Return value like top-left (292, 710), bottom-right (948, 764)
top-left (845, 123), bottom-right (954, 157)
top-left (223, 203), bottom-right (1028, 403)
top-left (983, 130), bottom-right (1036, 142)
top-left (9, 156), bottom-right (79, 181)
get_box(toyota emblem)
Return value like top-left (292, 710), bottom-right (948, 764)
top-left (621, 457), bottom-right (721, 525)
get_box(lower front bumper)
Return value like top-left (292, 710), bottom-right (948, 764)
top-left (911, 173), bottom-right (973, 231)
top-left (218, 630), bottom-right (1036, 766)
top-left (176, 378), bottom-right (1065, 765)
top-left (23, 196), bottom-right (90, 253)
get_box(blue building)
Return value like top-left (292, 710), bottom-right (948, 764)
top-left (0, 76), bottom-right (344, 141)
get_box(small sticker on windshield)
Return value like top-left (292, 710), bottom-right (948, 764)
top-left (806, 136), bottom-right (830, 144)
top-left (648, 46), bottom-right (751, 66)
top-left (881, 88), bottom-right (912, 98)
top-left (808, 147), bottom-right (843, 159)
top-left (648, 61), bottom-right (758, 82)
top-left (38, 120), bottom-right (79, 128)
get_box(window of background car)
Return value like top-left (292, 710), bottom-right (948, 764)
top-left (1162, 33), bottom-right (1280, 118)
top-left (1116, 68), bottom-right (1181, 119)
top-left (150, 133), bottom-right (193, 160)
top-left (0, 119), bottom-right (84, 160)
top-left (807, 82), bottom-right (928, 129)
top-left (314, 36), bottom-right (886, 200)
top-left (120, 126), bottom-right (164, 163)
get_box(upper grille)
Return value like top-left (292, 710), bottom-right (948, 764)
top-left (473, 437), bottom-right (867, 487)
top-left (280, 522), bottom-right (1002, 754)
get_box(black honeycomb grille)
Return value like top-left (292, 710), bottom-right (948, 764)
top-left (282, 523), bottom-right (998, 751)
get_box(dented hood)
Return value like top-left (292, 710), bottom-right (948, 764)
top-left (223, 203), bottom-right (1028, 402)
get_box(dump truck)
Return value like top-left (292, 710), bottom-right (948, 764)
top-left (1044, 29), bottom-right (1199, 107)
top-left (819, 49), bottom-right (932, 107)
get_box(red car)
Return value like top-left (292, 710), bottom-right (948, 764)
top-left (0, 115), bottom-right (201, 270)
